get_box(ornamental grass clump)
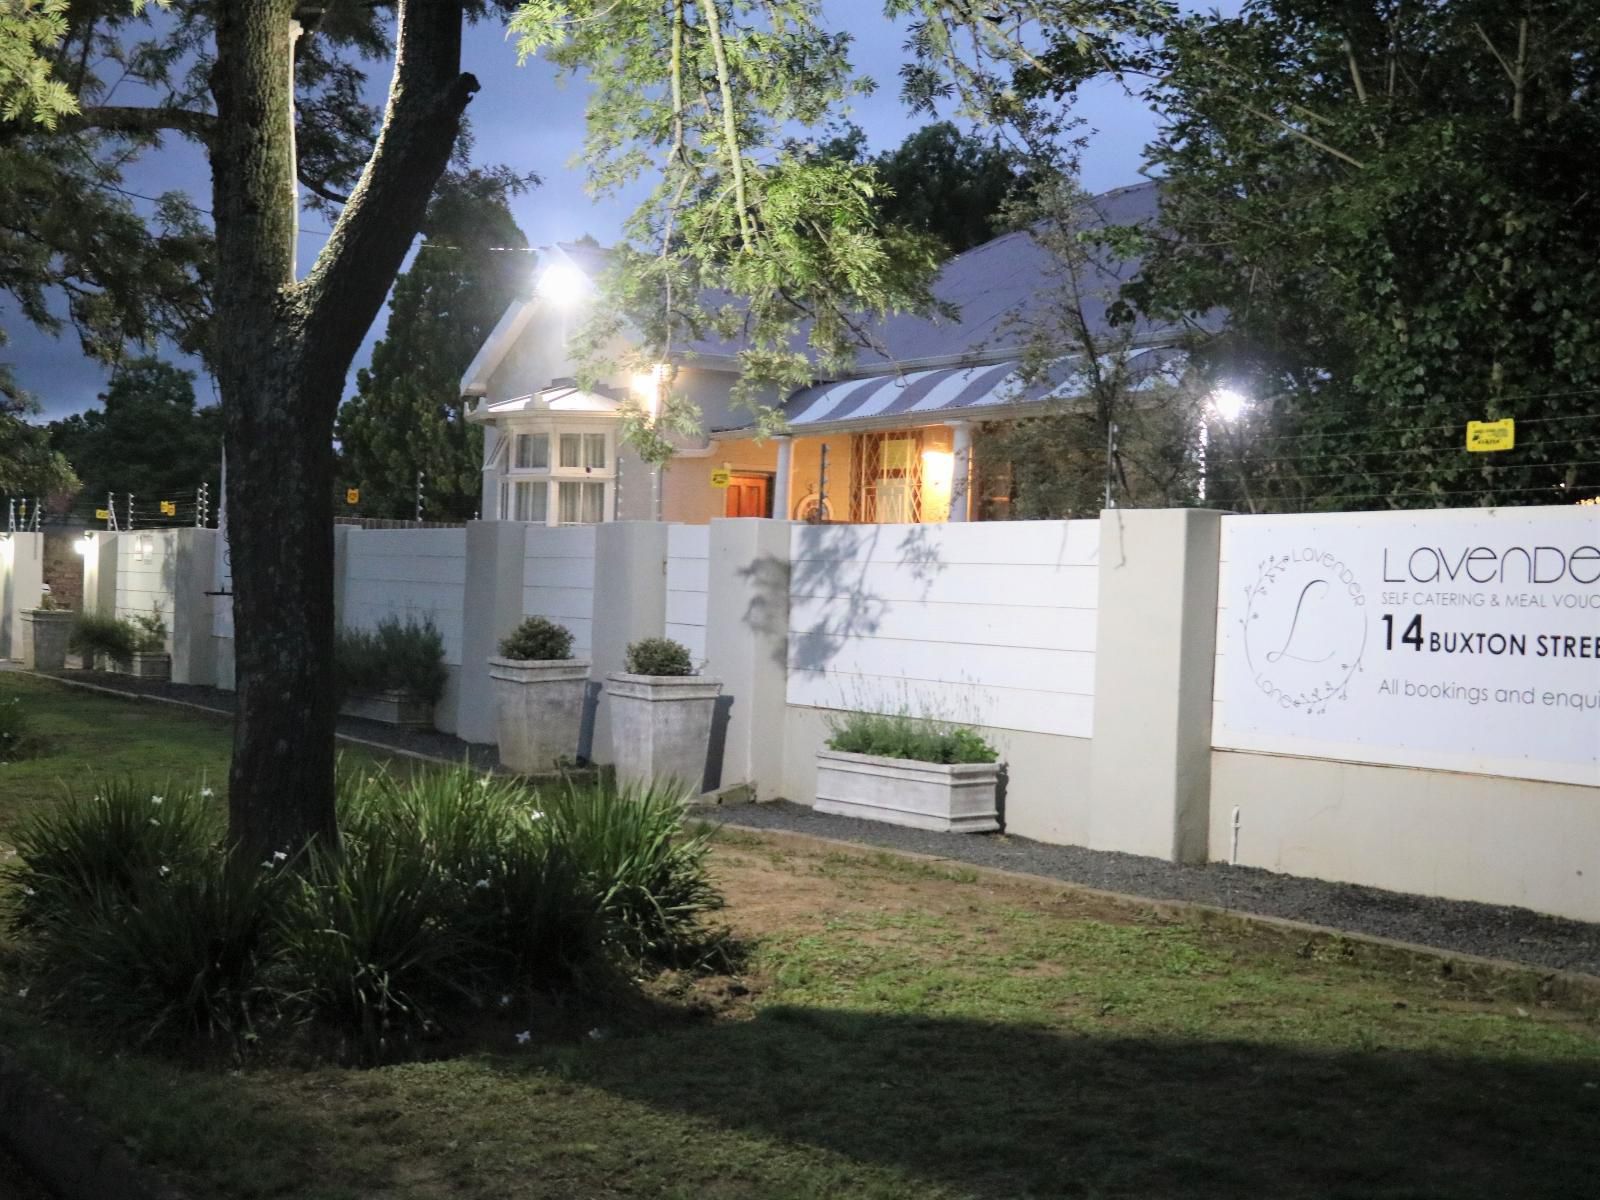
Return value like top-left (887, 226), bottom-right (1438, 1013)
top-left (623, 636), bottom-right (694, 676)
top-left (499, 616), bottom-right (574, 661)
top-left (3, 765), bottom-right (723, 1060)
top-left (334, 614), bottom-right (448, 704)
top-left (826, 710), bottom-right (999, 765)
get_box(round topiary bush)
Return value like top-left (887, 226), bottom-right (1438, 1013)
top-left (624, 637), bottom-right (694, 677)
top-left (500, 616), bottom-right (575, 662)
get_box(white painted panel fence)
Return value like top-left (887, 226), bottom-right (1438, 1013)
top-left (665, 524), bottom-right (710, 663)
top-left (342, 528), bottom-right (468, 665)
top-left (786, 520), bottom-right (1100, 737)
top-left (523, 525), bottom-right (597, 658)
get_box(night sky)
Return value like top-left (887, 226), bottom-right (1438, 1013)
top-left (4, 3), bottom-right (1209, 419)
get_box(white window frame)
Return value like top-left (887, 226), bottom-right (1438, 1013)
top-left (498, 420), bottom-right (617, 525)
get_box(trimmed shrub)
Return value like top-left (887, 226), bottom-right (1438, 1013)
top-left (0, 692), bottom-right (37, 762)
top-left (826, 710), bottom-right (999, 765)
top-left (499, 616), bottom-right (574, 661)
top-left (623, 637), bottom-right (694, 677)
top-left (68, 612), bottom-right (136, 664)
top-left (335, 615), bottom-right (448, 705)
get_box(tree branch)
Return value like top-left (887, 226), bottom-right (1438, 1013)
top-left (63, 105), bottom-right (219, 142)
top-left (298, 172), bottom-right (349, 206)
top-left (296, 0), bottom-right (477, 390)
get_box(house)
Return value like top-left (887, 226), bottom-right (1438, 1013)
top-left (462, 182), bottom-right (1186, 526)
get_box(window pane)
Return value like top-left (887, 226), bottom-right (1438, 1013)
top-left (499, 482), bottom-right (509, 520)
top-left (558, 481), bottom-right (580, 524)
top-left (514, 433), bottom-right (548, 470)
top-left (580, 481), bottom-right (605, 523)
top-left (559, 433), bottom-right (581, 468)
top-left (584, 433), bottom-right (607, 469)
top-left (526, 482), bottom-right (548, 523)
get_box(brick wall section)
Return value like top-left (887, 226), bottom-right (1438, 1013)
top-left (41, 530), bottom-right (83, 610)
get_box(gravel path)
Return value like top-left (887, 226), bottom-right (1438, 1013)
top-left (701, 801), bottom-right (1600, 979)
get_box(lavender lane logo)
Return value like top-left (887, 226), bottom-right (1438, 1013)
top-left (1241, 546), bottom-right (1368, 716)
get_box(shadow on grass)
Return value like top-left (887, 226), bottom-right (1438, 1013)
top-left (510, 1005), bottom-right (1600, 1199)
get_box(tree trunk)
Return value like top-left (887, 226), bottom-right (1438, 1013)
top-left (208, 0), bottom-right (477, 856)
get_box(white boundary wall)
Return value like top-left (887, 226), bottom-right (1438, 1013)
top-left (665, 524), bottom-right (710, 664)
top-left (115, 530), bottom-right (179, 629)
top-left (341, 528), bottom-right (468, 666)
top-left (79, 508), bottom-right (1600, 924)
top-left (522, 526), bottom-right (597, 659)
top-left (785, 520), bottom-right (1099, 735)
top-left (1210, 505), bottom-right (1599, 921)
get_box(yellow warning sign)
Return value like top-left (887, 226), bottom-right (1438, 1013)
top-left (346, 488), bottom-right (361, 505)
top-left (95, 509), bottom-right (110, 520)
top-left (1466, 418), bottom-right (1514, 452)
top-left (709, 467), bottom-right (731, 489)
top-left (160, 500), bottom-right (177, 516)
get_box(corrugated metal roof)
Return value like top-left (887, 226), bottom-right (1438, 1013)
top-left (777, 344), bottom-right (1187, 433)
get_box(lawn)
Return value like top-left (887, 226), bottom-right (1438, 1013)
top-left (2, 673), bottom-right (1598, 1199)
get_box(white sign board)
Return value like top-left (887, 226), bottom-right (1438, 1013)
top-left (1214, 506), bottom-right (1599, 787)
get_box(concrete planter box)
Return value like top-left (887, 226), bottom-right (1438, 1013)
top-left (19, 610), bottom-right (73, 671)
top-left (814, 749), bottom-right (1001, 833)
top-left (490, 657), bottom-right (589, 773)
top-left (604, 673), bottom-right (722, 794)
top-left (340, 688), bottom-right (434, 728)
top-left (122, 651), bottom-right (171, 681)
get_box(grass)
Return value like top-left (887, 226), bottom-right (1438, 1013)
top-left (0, 673), bottom-right (392, 837)
top-left (1, 674), bottom-right (1598, 1198)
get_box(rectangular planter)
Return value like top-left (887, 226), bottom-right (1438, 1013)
top-left (340, 688), bottom-right (435, 728)
top-left (122, 651), bottom-right (171, 681)
top-left (815, 749), bottom-right (1001, 833)
top-left (489, 657), bottom-right (590, 774)
top-left (19, 610), bottom-right (73, 671)
top-left (604, 673), bottom-right (722, 795)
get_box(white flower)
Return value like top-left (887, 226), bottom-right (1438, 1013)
top-left (587, 1027), bottom-right (606, 1041)
top-left (148, 817), bottom-right (160, 826)
top-left (16, 987), bottom-right (27, 999)
top-left (272, 850), bottom-right (288, 862)
top-left (498, 994), bottom-right (511, 1008)
top-left (529, 811), bottom-right (544, 822)
top-left (199, 787), bottom-right (214, 799)
top-left (158, 865), bottom-right (171, 878)
top-left (261, 859), bottom-right (275, 870)
top-left (150, 795), bottom-right (163, 805)
top-left (474, 879), bottom-right (491, 890)
top-left (514, 1030), bottom-right (531, 1045)
top-left (22, 887), bottom-right (35, 897)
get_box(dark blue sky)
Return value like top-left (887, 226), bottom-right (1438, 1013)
top-left (5, 3), bottom-right (1206, 419)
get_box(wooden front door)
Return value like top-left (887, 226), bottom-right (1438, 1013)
top-left (724, 473), bottom-right (771, 518)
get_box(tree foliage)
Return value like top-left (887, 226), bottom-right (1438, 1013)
top-left (823, 121), bottom-right (1026, 257)
top-left (1123, 0), bottom-right (1600, 511)
top-left (47, 355), bottom-right (220, 508)
top-left (1, 389), bottom-right (77, 497)
top-left (336, 170), bottom-right (531, 520)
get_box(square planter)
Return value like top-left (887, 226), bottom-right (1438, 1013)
top-left (490, 657), bottom-right (590, 774)
top-left (124, 651), bottom-right (172, 681)
top-left (815, 749), bottom-right (1001, 833)
top-left (604, 673), bottom-right (723, 794)
top-left (340, 688), bottom-right (434, 728)
top-left (19, 609), bottom-right (73, 671)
